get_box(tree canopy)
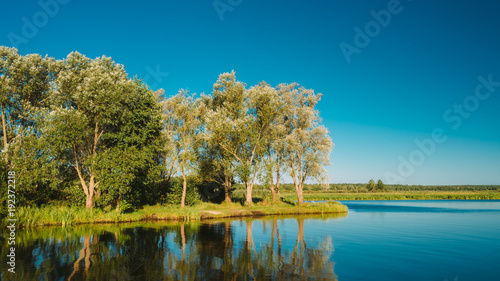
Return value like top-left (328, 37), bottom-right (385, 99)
top-left (0, 47), bottom-right (333, 210)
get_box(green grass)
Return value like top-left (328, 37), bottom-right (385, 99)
top-left (10, 200), bottom-right (348, 228)
top-left (10, 190), bottom-right (500, 228)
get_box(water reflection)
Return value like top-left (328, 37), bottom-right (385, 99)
top-left (1, 215), bottom-right (343, 280)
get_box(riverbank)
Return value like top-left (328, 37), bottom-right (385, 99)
top-left (11, 201), bottom-right (348, 228)
top-left (9, 190), bottom-right (500, 228)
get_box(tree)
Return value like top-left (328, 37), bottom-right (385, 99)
top-left (205, 72), bottom-right (282, 205)
top-left (94, 79), bottom-right (163, 210)
top-left (376, 179), bottom-right (390, 192)
top-left (259, 84), bottom-right (286, 203)
top-left (0, 47), bottom-right (61, 205)
top-left (281, 83), bottom-right (333, 204)
top-left (161, 90), bottom-right (205, 209)
top-left (198, 94), bottom-right (237, 203)
top-left (198, 140), bottom-right (235, 203)
top-left (0, 47), bottom-right (55, 165)
top-left (45, 53), bottom-right (161, 209)
top-left (367, 179), bottom-right (376, 191)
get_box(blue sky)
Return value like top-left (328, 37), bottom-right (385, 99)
top-left (2, 0), bottom-right (500, 185)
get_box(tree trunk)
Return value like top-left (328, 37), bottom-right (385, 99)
top-left (81, 176), bottom-right (97, 210)
top-left (295, 182), bottom-right (304, 205)
top-left (1, 107), bottom-right (9, 167)
top-left (276, 167), bottom-right (280, 200)
top-left (115, 194), bottom-right (122, 212)
top-left (269, 184), bottom-right (277, 203)
top-left (85, 194), bottom-right (93, 209)
top-left (224, 176), bottom-right (232, 203)
top-left (181, 172), bottom-right (187, 209)
top-left (291, 173), bottom-right (304, 205)
top-left (85, 175), bottom-right (97, 209)
top-left (245, 181), bottom-right (253, 205)
top-left (269, 165), bottom-right (277, 203)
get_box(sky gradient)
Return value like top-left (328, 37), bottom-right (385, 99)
top-left (2, 0), bottom-right (500, 185)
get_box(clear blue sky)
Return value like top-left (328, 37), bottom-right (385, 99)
top-left (2, 0), bottom-right (500, 185)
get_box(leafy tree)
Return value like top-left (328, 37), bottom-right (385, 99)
top-left (197, 94), bottom-right (237, 203)
top-left (45, 53), bottom-right (161, 209)
top-left (281, 83), bottom-right (333, 204)
top-left (164, 176), bottom-right (201, 206)
top-left (377, 179), bottom-right (386, 191)
top-left (376, 179), bottom-right (390, 192)
top-left (366, 179), bottom-right (376, 191)
top-left (197, 140), bottom-right (235, 203)
top-left (205, 72), bottom-right (282, 205)
top-left (0, 47), bottom-right (55, 160)
top-left (0, 47), bottom-right (61, 205)
top-left (161, 90), bottom-right (205, 208)
top-left (259, 83), bottom-right (286, 203)
top-left (95, 78), bottom-right (163, 211)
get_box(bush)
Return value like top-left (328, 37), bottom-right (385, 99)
top-left (164, 177), bottom-right (200, 206)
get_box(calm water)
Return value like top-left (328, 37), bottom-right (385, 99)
top-left (1, 200), bottom-right (500, 280)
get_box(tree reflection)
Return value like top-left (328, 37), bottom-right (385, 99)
top-left (0, 217), bottom-right (338, 280)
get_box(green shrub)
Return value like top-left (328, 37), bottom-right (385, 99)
top-left (165, 177), bottom-right (200, 206)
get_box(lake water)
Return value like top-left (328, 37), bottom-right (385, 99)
top-left (1, 200), bottom-right (500, 280)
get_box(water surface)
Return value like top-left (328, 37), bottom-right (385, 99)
top-left (1, 200), bottom-right (499, 280)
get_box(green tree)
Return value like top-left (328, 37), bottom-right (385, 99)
top-left (95, 78), bottom-right (163, 210)
top-left (205, 72), bottom-right (282, 205)
top-left (367, 179), bottom-right (376, 191)
top-left (0, 47), bottom-right (61, 205)
top-left (281, 83), bottom-right (333, 204)
top-left (198, 94), bottom-right (237, 203)
top-left (0, 47), bottom-right (55, 160)
top-left (161, 90), bottom-right (205, 209)
top-left (44, 53), bottom-right (161, 209)
top-left (197, 139), bottom-right (236, 203)
top-left (259, 83), bottom-right (286, 203)
top-left (377, 179), bottom-right (389, 192)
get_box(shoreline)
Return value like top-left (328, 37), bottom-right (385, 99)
top-left (7, 201), bottom-right (348, 228)
top-left (6, 191), bottom-right (500, 228)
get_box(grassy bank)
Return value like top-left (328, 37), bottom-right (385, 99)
top-left (9, 190), bottom-right (500, 228)
top-left (11, 200), bottom-right (347, 228)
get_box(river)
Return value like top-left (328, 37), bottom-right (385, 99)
top-left (1, 200), bottom-right (499, 280)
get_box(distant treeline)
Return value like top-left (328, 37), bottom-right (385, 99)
top-left (235, 183), bottom-right (500, 193)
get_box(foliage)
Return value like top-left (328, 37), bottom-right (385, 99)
top-left (204, 72), bottom-right (288, 205)
top-left (44, 53), bottom-right (162, 210)
top-left (164, 176), bottom-right (201, 206)
top-left (160, 90), bottom-right (205, 208)
top-left (0, 47), bottom-right (335, 211)
top-left (279, 83), bottom-right (333, 204)
top-left (377, 179), bottom-right (389, 191)
top-left (367, 179), bottom-right (376, 191)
